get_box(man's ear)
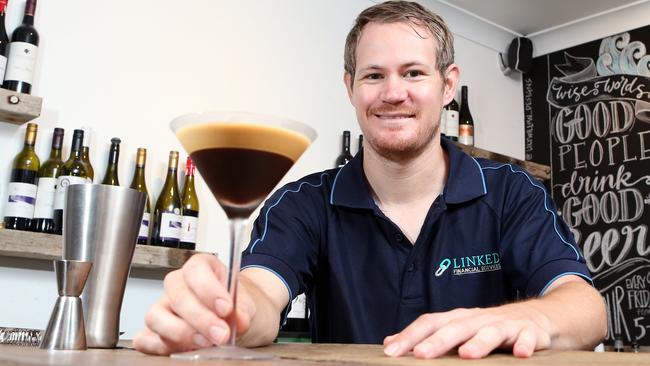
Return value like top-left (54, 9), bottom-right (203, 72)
top-left (344, 72), bottom-right (354, 101)
top-left (442, 64), bottom-right (460, 105)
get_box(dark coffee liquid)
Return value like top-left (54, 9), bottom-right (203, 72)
top-left (191, 147), bottom-right (294, 218)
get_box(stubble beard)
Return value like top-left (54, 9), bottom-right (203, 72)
top-left (365, 115), bottom-right (439, 163)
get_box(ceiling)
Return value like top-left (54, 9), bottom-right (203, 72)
top-left (441, 0), bottom-right (647, 36)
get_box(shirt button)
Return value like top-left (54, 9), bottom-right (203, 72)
top-left (395, 233), bottom-right (404, 242)
top-left (407, 263), bottom-right (415, 272)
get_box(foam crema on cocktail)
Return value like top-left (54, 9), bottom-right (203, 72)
top-left (169, 112), bottom-right (316, 360)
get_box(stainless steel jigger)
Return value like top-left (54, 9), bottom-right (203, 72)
top-left (39, 259), bottom-right (92, 350)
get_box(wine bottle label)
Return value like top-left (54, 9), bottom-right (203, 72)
top-left (33, 177), bottom-right (57, 219)
top-left (160, 212), bottom-right (182, 240)
top-left (439, 111), bottom-right (447, 135)
top-left (459, 125), bottom-right (474, 146)
top-left (287, 293), bottom-right (307, 319)
top-left (0, 55), bottom-right (8, 86)
top-left (180, 215), bottom-right (199, 243)
top-left (5, 42), bottom-right (38, 84)
top-left (138, 213), bottom-right (150, 240)
top-left (445, 110), bottom-right (459, 137)
top-left (53, 176), bottom-right (89, 210)
top-left (5, 182), bottom-right (37, 218)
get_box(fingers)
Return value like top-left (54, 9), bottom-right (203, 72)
top-left (164, 266), bottom-right (232, 345)
top-left (458, 325), bottom-right (510, 359)
top-left (384, 305), bottom-right (553, 359)
top-left (136, 303), bottom-right (211, 356)
top-left (384, 308), bottom-right (471, 357)
top-left (383, 334), bottom-right (397, 345)
top-left (182, 254), bottom-right (232, 317)
top-left (135, 253), bottom-right (259, 355)
top-left (134, 327), bottom-right (176, 355)
top-left (411, 316), bottom-right (480, 358)
top-left (143, 295), bottom-right (205, 350)
top-left (513, 327), bottom-right (539, 358)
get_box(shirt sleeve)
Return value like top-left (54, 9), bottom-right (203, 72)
top-left (240, 178), bottom-right (323, 306)
top-left (499, 170), bottom-right (593, 297)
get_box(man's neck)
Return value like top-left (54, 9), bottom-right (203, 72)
top-left (364, 136), bottom-right (448, 209)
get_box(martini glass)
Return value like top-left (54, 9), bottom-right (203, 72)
top-left (169, 111), bottom-right (316, 360)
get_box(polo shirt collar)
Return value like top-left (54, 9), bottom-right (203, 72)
top-left (329, 138), bottom-right (487, 208)
top-left (441, 138), bottom-right (487, 204)
top-left (330, 151), bottom-right (375, 209)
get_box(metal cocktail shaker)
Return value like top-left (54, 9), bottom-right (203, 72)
top-left (62, 184), bottom-right (146, 348)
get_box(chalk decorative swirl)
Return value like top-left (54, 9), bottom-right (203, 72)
top-left (597, 32), bottom-right (650, 76)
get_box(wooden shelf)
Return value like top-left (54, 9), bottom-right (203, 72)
top-left (0, 228), bottom-right (195, 271)
top-left (453, 142), bottom-right (551, 182)
top-left (0, 88), bottom-right (42, 124)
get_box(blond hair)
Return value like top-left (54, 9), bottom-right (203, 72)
top-left (344, 1), bottom-right (454, 86)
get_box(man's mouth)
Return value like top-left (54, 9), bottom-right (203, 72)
top-left (374, 112), bottom-right (416, 120)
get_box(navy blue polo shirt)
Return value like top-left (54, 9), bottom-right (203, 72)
top-left (241, 138), bottom-right (592, 344)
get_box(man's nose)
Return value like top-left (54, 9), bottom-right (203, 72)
top-left (380, 75), bottom-right (408, 103)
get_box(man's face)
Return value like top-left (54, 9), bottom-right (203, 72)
top-left (345, 22), bottom-right (458, 161)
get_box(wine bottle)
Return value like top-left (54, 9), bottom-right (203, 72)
top-left (31, 127), bottom-right (64, 233)
top-left (81, 126), bottom-right (94, 182)
top-left (101, 137), bottom-right (120, 186)
top-left (52, 129), bottom-right (89, 235)
top-left (179, 156), bottom-right (199, 250)
top-left (279, 293), bottom-right (310, 341)
top-left (458, 85), bottom-right (475, 146)
top-left (357, 134), bottom-right (363, 155)
top-left (151, 151), bottom-right (182, 248)
top-left (0, 0), bottom-right (10, 85)
top-left (439, 105), bottom-right (447, 138)
top-left (334, 130), bottom-right (353, 167)
top-left (3, 0), bottom-right (38, 94)
top-left (4, 122), bottom-right (39, 230)
top-left (445, 98), bottom-right (459, 142)
top-left (129, 148), bottom-right (151, 245)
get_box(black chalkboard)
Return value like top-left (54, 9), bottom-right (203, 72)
top-left (523, 25), bottom-right (650, 346)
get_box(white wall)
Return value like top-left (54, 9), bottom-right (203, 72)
top-left (0, 0), bottom-right (524, 338)
top-left (531, 1), bottom-right (650, 57)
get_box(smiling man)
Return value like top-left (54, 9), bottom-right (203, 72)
top-left (134, 1), bottom-right (607, 359)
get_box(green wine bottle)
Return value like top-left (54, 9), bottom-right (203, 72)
top-left (32, 127), bottom-right (65, 233)
top-left (52, 129), bottom-right (89, 235)
top-left (4, 123), bottom-right (40, 231)
top-left (179, 156), bottom-right (199, 250)
top-left (151, 151), bottom-right (182, 247)
top-left (81, 126), bottom-right (94, 182)
top-left (130, 148), bottom-right (151, 245)
top-left (81, 146), bottom-right (94, 182)
top-left (101, 137), bottom-right (121, 186)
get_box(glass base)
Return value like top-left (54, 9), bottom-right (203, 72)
top-left (170, 345), bottom-right (277, 360)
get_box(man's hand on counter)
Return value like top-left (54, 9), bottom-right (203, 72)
top-left (382, 303), bottom-right (551, 359)
top-left (382, 276), bottom-right (606, 359)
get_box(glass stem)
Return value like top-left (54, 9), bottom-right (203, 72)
top-left (226, 217), bottom-right (248, 346)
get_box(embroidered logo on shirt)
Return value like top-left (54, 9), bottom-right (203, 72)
top-left (434, 252), bottom-right (501, 277)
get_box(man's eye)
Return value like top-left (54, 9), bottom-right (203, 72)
top-left (405, 70), bottom-right (424, 78)
top-left (364, 73), bottom-right (382, 80)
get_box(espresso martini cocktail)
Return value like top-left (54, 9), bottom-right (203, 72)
top-left (175, 122), bottom-right (312, 218)
top-left (170, 112), bottom-right (316, 360)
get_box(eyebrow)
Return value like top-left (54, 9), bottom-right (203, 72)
top-left (357, 62), bottom-right (431, 73)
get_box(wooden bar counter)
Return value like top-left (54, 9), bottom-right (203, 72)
top-left (0, 343), bottom-right (646, 366)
